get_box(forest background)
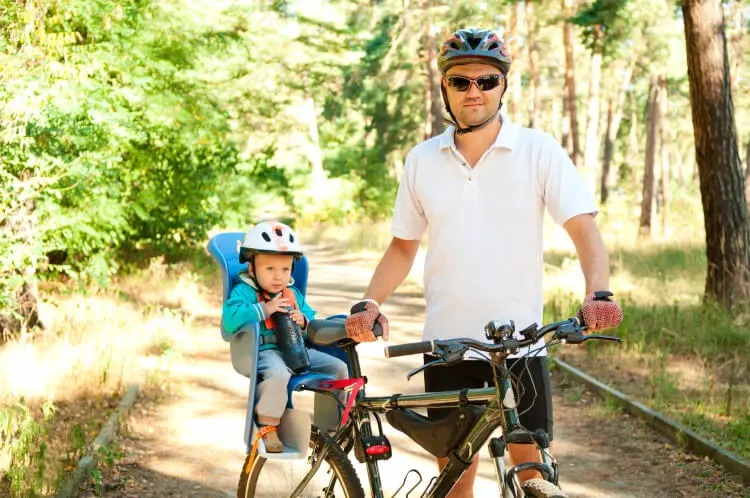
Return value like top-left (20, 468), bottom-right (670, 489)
top-left (1, 0), bottom-right (749, 495)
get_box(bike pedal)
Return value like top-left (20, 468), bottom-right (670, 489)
top-left (362, 435), bottom-right (392, 461)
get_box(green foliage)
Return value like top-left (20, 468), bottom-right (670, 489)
top-left (68, 424), bottom-right (86, 461)
top-left (569, 0), bottom-right (630, 55)
top-left (0, 399), bottom-right (56, 497)
top-left (0, 0), bottom-right (289, 326)
top-left (570, 0), bottom-right (676, 67)
top-left (682, 411), bottom-right (750, 459)
top-left (87, 440), bottom-right (124, 495)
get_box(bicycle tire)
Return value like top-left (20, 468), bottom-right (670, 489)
top-left (520, 478), bottom-right (568, 498)
top-left (237, 429), bottom-right (365, 498)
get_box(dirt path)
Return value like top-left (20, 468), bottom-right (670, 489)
top-left (82, 244), bottom-right (747, 497)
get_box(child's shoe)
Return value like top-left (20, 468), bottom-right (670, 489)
top-left (261, 426), bottom-right (283, 453)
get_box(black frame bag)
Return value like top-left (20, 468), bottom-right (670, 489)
top-left (386, 406), bottom-right (484, 458)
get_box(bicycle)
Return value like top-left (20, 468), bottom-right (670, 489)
top-left (237, 315), bottom-right (621, 498)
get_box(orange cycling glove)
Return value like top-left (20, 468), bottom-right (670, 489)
top-left (578, 291), bottom-right (623, 331)
top-left (345, 300), bottom-right (389, 342)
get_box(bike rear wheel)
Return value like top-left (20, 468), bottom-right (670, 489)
top-left (237, 429), bottom-right (364, 498)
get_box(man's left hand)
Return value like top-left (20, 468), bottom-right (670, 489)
top-left (578, 291), bottom-right (623, 331)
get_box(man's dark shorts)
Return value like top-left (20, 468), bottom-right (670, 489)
top-left (423, 355), bottom-right (554, 440)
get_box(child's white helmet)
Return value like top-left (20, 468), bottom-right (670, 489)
top-left (239, 221), bottom-right (303, 263)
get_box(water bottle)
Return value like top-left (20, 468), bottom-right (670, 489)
top-left (273, 309), bottom-right (311, 374)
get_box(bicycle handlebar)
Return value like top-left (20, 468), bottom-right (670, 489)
top-left (384, 317), bottom-right (622, 361)
top-left (385, 340), bottom-right (435, 358)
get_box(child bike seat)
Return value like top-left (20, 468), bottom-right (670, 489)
top-left (207, 231), bottom-right (348, 453)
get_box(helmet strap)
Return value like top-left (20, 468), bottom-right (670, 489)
top-left (454, 104), bottom-right (502, 136)
top-left (443, 102), bottom-right (504, 136)
top-left (248, 256), bottom-right (262, 290)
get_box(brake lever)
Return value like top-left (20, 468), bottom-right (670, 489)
top-left (553, 322), bottom-right (585, 344)
top-left (406, 358), bottom-right (446, 381)
top-left (557, 330), bottom-right (623, 345)
top-left (441, 343), bottom-right (468, 363)
top-left (584, 334), bottom-right (623, 344)
top-left (404, 343), bottom-right (469, 381)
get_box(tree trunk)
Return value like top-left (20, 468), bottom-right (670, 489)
top-left (682, 0), bottom-right (750, 307)
top-left (584, 26), bottom-right (603, 176)
top-left (551, 95), bottom-right (561, 142)
top-left (0, 285), bottom-right (41, 342)
top-left (301, 72), bottom-right (324, 179)
top-left (562, 93), bottom-right (572, 155)
top-left (627, 89), bottom-right (639, 184)
top-left (0, 176), bottom-right (42, 342)
top-left (601, 50), bottom-right (637, 204)
top-left (729, 2), bottom-right (745, 94)
top-left (746, 138), bottom-right (750, 227)
top-left (639, 74), bottom-right (662, 239)
top-left (656, 86), bottom-right (664, 216)
top-left (562, 0), bottom-right (581, 166)
top-left (423, 9), bottom-right (444, 138)
top-left (525, 0), bottom-right (541, 129)
top-left (424, 59), bottom-right (432, 139)
top-left (507, 2), bottom-right (522, 125)
top-left (601, 97), bottom-right (615, 204)
top-left (304, 94), bottom-right (324, 174)
top-left (659, 77), bottom-right (670, 236)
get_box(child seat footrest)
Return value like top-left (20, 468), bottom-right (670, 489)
top-left (287, 372), bottom-right (336, 400)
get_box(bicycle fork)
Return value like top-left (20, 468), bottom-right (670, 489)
top-left (489, 429), bottom-right (558, 498)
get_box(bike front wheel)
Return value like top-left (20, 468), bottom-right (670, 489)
top-left (520, 478), bottom-right (568, 498)
top-left (237, 429), bottom-right (365, 498)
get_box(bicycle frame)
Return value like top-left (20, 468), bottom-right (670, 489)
top-left (292, 344), bottom-right (558, 498)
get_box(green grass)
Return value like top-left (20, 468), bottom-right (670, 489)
top-left (543, 229), bottom-right (750, 461)
top-left (543, 227), bottom-right (750, 356)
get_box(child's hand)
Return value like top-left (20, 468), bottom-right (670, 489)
top-left (265, 293), bottom-right (291, 315)
top-left (289, 309), bottom-right (306, 327)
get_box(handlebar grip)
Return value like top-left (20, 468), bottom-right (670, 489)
top-left (373, 322), bottom-right (383, 337)
top-left (385, 340), bottom-right (434, 359)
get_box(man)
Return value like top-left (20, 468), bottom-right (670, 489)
top-left (345, 28), bottom-right (623, 497)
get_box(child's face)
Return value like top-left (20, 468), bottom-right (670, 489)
top-left (252, 253), bottom-right (294, 294)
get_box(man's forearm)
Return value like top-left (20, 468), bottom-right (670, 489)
top-left (364, 238), bottom-right (420, 305)
top-left (564, 214), bottom-right (610, 294)
top-left (579, 238), bottom-right (610, 294)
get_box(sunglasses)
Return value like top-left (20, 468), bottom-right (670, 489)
top-left (445, 74), bottom-right (504, 92)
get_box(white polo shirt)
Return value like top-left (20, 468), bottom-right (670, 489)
top-left (391, 113), bottom-right (598, 357)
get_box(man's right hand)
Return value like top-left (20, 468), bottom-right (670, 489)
top-left (345, 300), bottom-right (389, 342)
top-left (578, 291), bottom-right (623, 331)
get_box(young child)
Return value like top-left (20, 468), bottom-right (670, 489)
top-left (222, 221), bottom-right (349, 452)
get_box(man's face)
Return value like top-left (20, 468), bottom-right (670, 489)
top-left (443, 63), bottom-right (506, 128)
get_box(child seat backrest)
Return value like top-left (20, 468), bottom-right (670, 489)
top-left (206, 231), bottom-right (309, 339)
